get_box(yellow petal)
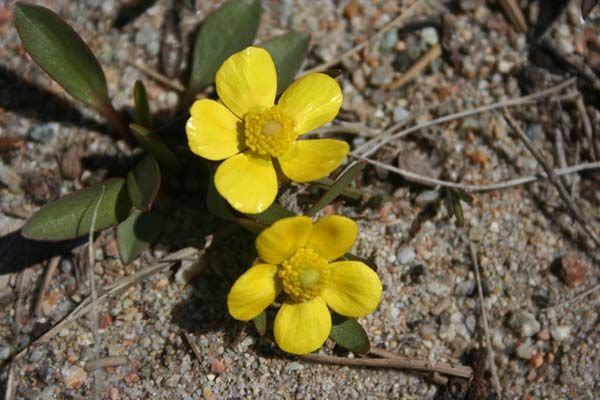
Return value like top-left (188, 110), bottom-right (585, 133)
top-left (277, 73), bottom-right (342, 135)
top-left (278, 139), bottom-right (349, 183)
top-left (322, 261), bottom-right (382, 318)
top-left (274, 297), bottom-right (331, 354)
top-left (214, 152), bottom-right (277, 214)
top-left (186, 99), bottom-right (244, 161)
top-left (306, 215), bottom-right (358, 261)
top-left (256, 216), bottom-right (312, 264)
top-left (227, 263), bottom-right (281, 321)
top-left (215, 47), bottom-right (277, 118)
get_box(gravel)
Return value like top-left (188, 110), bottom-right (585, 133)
top-left (1, 0), bottom-right (600, 399)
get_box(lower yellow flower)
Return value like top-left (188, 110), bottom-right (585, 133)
top-left (227, 215), bottom-right (382, 355)
top-left (186, 46), bottom-right (348, 214)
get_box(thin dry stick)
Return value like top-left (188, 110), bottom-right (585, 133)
top-left (469, 242), bottom-right (502, 399)
top-left (388, 43), bottom-right (442, 90)
top-left (498, 0), bottom-right (528, 32)
top-left (355, 78), bottom-right (577, 159)
top-left (88, 186), bottom-right (105, 400)
top-left (84, 356), bottom-right (128, 372)
top-left (128, 61), bottom-right (185, 92)
top-left (553, 128), bottom-right (569, 187)
top-left (4, 361), bottom-right (16, 400)
top-left (300, 352), bottom-right (472, 379)
top-left (301, 1), bottom-right (425, 75)
top-left (503, 109), bottom-right (600, 248)
top-left (354, 156), bottom-right (600, 191)
top-left (575, 95), bottom-right (596, 161)
top-left (34, 256), bottom-right (61, 317)
top-left (6, 247), bottom-right (198, 365)
top-left (543, 283), bottom-right (600, 312)
top-left (183, 332), bottom-right (204, 364)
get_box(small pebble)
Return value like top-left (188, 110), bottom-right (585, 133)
top-left (421, 27), bottom-right (439, 46)
top-left (516, 342), bottom-right (534, 359)
top-left (550, 325), bottom-right (570, 341)
top-left (509, 311), bottom-right (541, 337)
top-left (530, 352), bottom-right (544, 368)
top-left (397, 245), bottom-right (416, 265)
top-left (558, 252), bottom-right (587, 288)
top-left (62, 365), bottom-right (87, 390)
top-left (415, 190), bottom-right (439, 206)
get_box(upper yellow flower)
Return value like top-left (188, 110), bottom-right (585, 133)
top-left (227, 215), bottom-right (382, 355)
top-left (186, 46), bottom-right (348, 214)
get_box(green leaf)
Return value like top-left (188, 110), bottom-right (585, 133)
top-left (306, 161), bottom-right (366, 217)
top-left (206, 174), bottom-right (237, 221)
top-left (251, 203), bottom-right (295, 226)
top-left (330, 315), bottom-right (370, 354)
top-left (188, 0), bottom-right (262, 94)
top-left (133, 80), bottom-right (152, 128)
top-left (259, 31), bottom-right (310, 93)
top-left (253, 311), bottom-right (267, 336)
top-left (117, 210), bottom-right (165, 264)
top-left (22, 178), bottom-right (131, 241)
top-left (130, 124), bottom-right (183, 173)
top-left (14, 2), bottom-right (109, 111)
top-left (127, 154), bottom-right (161, 211)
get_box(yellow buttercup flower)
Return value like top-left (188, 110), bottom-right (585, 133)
top-left (186, 46), bottom-right (348, 214)
top-left (227, 215), bottom-right (382, 355)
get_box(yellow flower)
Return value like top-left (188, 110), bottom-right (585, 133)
top-left (227, 215), bottom-right (382, 355)
top-left (186, 46), bottom-right (348, 214)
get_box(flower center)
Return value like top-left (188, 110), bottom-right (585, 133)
top-left (279, 248), bottom-right (330, 302)
top-left (244, 106), bottom-right (295, 157)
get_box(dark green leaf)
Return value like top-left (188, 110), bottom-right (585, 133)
top-left (445, 188), bottom-right (470, 227)
top-left (307, 161), bottom-right (365, 217)
top-left (259, 31), bottom-right (310, 93)
top-left (15, 2), bottom-right (109, 110)
top-left (251, 203), bottom-right (295, 226)
top-left (330, 315), bottom-right (370, 354)
top-left (133, 80), bottom-right (152, 128)
top-left (253, 311), bottom-right (267, 336)
top-left (116, 210), bottom-right (165, 264)
top-left (455, 189), bottom-right (474, 205)
top-left (130, 124), bottom-right (183, 173)
top-left (206, 174), bottom-right (237, 221)
top-left (236, 218), bottom-right (266, 235)
top-left (188, 0), bottom-right (261, 94)
top-left (453, 196), bottom-right (464, 227)
top-left (343, 252), bottom-right (377, 272)
top-left (127, 154), bottom-right (161, 211)
top-left (22, 178), bottom-right (131, 241)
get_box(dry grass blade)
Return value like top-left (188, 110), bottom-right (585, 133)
top-left (469, 242), bottom-right (502, 399)
top-left (503, 109), bottom-right (600, 248)
top-left (301, 0), bottom-right (425, 75)
top-left (84, 356), bottom-right (128, 372)
top-left (498, 0), bottom-right (528, 32)
top-left (543, 283), bottom-right (600, 312)
top-left (354, 79), bottom-right (577, 159)
top-left (128, 60), bottom-right (185, 92)
top-left (300, 350), bottom-right (472, 379)
top-left (34, 255), bottom-right (60, 317)
top-left (4, 361), bottom-right (16, 400)
top-left (388, 43), bottom-right (442, 90)
top-left (88, 186), bottom-right (105, 400)
top-left (183, 332), bottom-right (204, 364)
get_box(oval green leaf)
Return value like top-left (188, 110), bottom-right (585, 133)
top-left (133, 80), bottom-right (152, 128)
top-left (330, 315), bottom-right (370, 354)
top-left (117, 210), bottom-right (166, 264)
top-left (259, 31), bottom-right (310, 93)
top-left (127, 153), bottom-right (161, 211)
top-left (307, 161), bottom-right (366, 217)
top-left (251, 203), bottom-right (295, 226)
top-left (130, 124), bottom-right (183, 173)
top-left (22, 178), bottom-right (131, 241)
top-left (187, 0), bottom-right (262, 95)
top-left (253, 311), bottom-right (267, 336)
top-left (14, 2), bottom-right (109, 110)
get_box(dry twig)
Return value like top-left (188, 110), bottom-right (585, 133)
top-left (469, 242), bottom-right (502, 399)
top-left (128, 61), bottom-right (185, 92)
top-left (301, 1), bottom-right (425, 75)
top-left (84, 356), bottom-right (128, 372)
top-left (300, 350), bottom-right (472, 379)
top-left (503, 109), bottom-right (600, 248)
top-left (34, 256), bottom-right (60, 317)
top-left (354, 157), bottom-right (600, 192)
top-left (4, 361), bottom-right (16, 400)
top-left (184, 332), bottom-right (204, 364)
top-left (5, 247), bottom-right (198, 365)
top-left (543, 283), bottom-right (600, 312)
top-left (498, 0), bottom-right (528, 32)
top-left (354, 79), bottom-right (576, 158)
top-left (388, 44), bottom-right (442, 90)
top-left (575, 95), bottom-right (596, 161)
